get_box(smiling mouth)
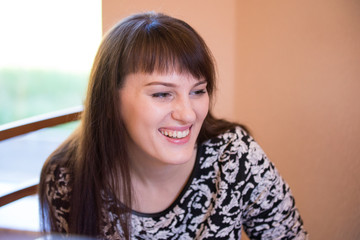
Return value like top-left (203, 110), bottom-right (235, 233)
top-left (159, 128), bottom-right (190, 139)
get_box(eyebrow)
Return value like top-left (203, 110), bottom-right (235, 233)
top-left (145, 80), bottom-right (207, 88)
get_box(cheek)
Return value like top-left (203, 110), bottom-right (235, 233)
top-left (125, 99), bottom-right (168, 130)
top-left (198, 96), bottom-right (210, 120)
top-left (119, 96), bottom-right (141, 133)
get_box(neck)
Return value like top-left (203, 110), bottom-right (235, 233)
top-left (129, 148), bottom-right (197, 186)
top-left (128, 146), bottom-right (197, 213)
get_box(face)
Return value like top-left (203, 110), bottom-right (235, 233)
top-left (119, 71), bottom-right (209, 167)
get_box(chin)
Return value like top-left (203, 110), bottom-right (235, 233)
top-left (162, 151), bottom-right (195, 165)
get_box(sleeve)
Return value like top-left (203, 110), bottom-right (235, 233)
top-left (42, 162), bottom-right (72, 233)
top-left (238, 130), bottom-right (308, 239)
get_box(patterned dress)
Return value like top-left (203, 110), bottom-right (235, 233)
top-left (44, 126), bottom-right (308, 239)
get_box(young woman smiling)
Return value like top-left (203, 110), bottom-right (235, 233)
top-left (39, 12), bottom-right (308, 239)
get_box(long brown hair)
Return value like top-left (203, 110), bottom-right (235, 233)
top-left (39, 12), bottom-right (244, 239)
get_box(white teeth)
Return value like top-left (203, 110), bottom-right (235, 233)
top-left (160, 129), bottom-right (190, 139)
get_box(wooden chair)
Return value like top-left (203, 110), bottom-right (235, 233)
top-left (0, 106), bottom-right (82, 237)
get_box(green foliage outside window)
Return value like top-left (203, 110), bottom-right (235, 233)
top-left (0, 68), bottom-right (87, 125)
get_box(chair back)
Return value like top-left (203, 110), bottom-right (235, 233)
top-left (0, 106), bottom-right (82, 207)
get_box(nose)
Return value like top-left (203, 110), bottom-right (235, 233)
top-left (171, 97), bottom-right (196, 123)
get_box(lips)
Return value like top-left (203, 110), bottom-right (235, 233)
top-left (159, 127), bottom-right (191, 139)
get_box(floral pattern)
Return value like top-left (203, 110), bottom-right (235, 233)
top-left (44, 126), bottom-right (308, 239)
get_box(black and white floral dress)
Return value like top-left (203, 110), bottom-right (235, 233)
top-left (44, 126), bottom-right (308, 239)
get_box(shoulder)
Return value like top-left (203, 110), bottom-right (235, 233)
top-left (39, 132), bottom-right (81, 233)
top-left (198, 125), bottom-right (277, 186)
top-left (40, 142), bottom-right (74, 200)
top-left (199, 125), bottom-right (256, 161)
top-left (197, 126), bottom-right (250, 183)
top-left (40, 152), bottom-right (73, 216)
top-left (197, 126), bottom-right (308, 238)
top-left (202, 125), bottom-right (270, 160)
top-left (40, 136), bottom-right (77, 197)
top-left (41, 156), bottom-right (73, 196)
top-left (39, 151), bottom-right (73, 233)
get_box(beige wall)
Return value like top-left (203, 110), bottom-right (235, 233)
top-left (234, 1), bottom-right (360, 239)
top-left (102, 0), bottom-right (360, 239)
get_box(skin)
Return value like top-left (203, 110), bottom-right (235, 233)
top-left (119, 71), bottom-right (209, 213)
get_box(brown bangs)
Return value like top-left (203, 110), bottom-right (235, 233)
top-left (118, 13), bottom-right (216, 96)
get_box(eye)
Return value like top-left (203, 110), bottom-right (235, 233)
top-left (151, 92), bottom-right (172, 98)
top-left (191, 89), bottom-right (207, 96)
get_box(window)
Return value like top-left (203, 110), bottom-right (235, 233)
top-left (0, 0), bottom-right (102, 124)
top-left (0, 0), bottom-right (101, 231)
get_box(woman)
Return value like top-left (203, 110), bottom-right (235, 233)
top-left (39, 12), bottom-right (308, 239)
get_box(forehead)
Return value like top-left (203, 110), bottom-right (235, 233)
top-left (122, 71), bottom-right (205, 89)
